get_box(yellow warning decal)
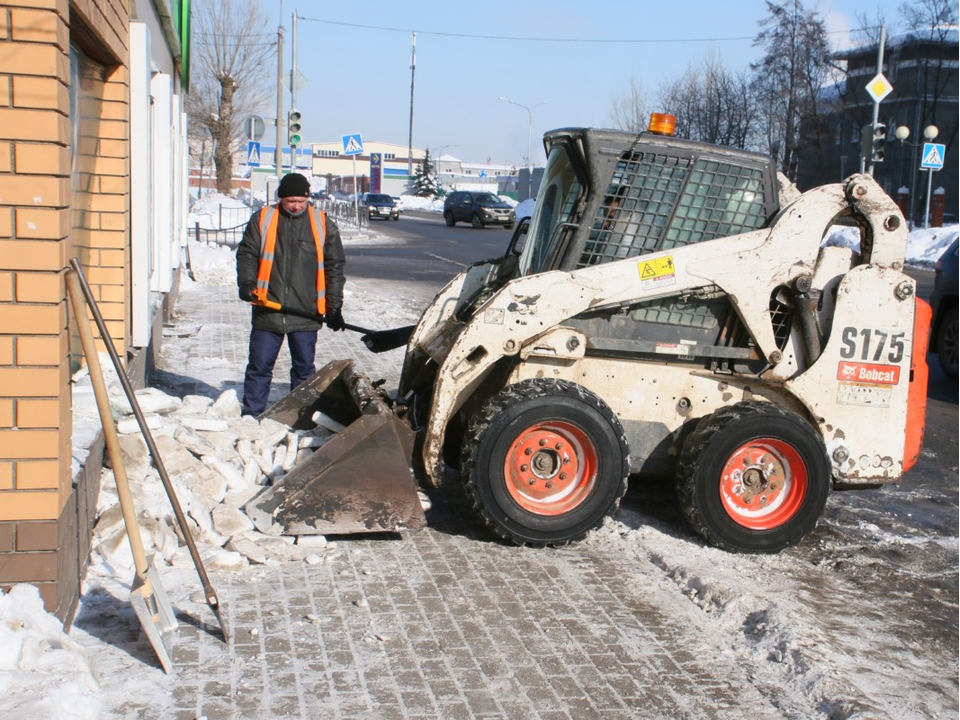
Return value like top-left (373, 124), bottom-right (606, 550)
top-left (638, 255), bottom-right (677, 291)
top-left (637, 256), bottom-right (676, 281)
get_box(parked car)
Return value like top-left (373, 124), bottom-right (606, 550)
top-left (361, 193), bottom-right (400, 221)
top-left (391, 196), bottom-right (404, 213)
top-left (930, 238), bottom-right (958, 379)
top-left (443, 191), bottom-right (515, 229)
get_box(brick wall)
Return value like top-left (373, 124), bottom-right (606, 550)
top-left (0, 0), bottom-right (130, 625)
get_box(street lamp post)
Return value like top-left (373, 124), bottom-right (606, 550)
top-left (894, 123), bottom-right (939, 228)
top-left (430, 144), bottom-right (458, 193)
top-left (498, 96), bottom-right (546, 172)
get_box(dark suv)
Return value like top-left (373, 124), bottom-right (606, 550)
top-left (443, 191), bottom-right (515, 229)
top-left (362, 193), bottom-right (400, 221)
top-left (930, 238), bottom-right (958, 380)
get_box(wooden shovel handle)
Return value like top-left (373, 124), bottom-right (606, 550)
top-left (66, 269), bottom-right (152, 585)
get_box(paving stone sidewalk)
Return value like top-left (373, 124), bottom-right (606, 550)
top-left (78, 241), bottom-right (792, 720)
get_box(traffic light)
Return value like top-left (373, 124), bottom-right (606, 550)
top-left (860, 123), bottom-right (887, 163)
top-left (287, 109), bottom-right (302, 147)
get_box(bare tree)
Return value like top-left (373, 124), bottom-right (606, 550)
top-left (186, 0), bottom-right (274, 195)
top-left (751, 0), bottom-right (833, 179)
top-left (658, 52), bottom-right (757, 149)
top-left (609, 75), bottom-right (650, 133)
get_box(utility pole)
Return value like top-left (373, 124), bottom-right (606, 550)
top-left (291, 11), bottom-right (298, 171)
top-left (865, 25), bottom-right (886, 177)
top-left (407, 32), bottom-right (416, 177)
top-left (274, 4), bottom-right (284, 177)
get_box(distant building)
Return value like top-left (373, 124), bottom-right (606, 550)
top-left (798, 26), bottom-right (958, 225)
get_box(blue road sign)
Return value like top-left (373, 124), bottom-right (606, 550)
top-left (920, 143), bottom-right (945, 170)
top-left (478, 170), bottom-right (487, 178)
top-left (342, 134), bottom-right (363, 156)
top-left (247, 141), bottom-right (261, 168)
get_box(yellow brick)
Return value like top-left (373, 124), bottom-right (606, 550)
top-left (0, 208), bottom-right (10, 238)
top-left (0, 462), bottom-right (11, 490)
top-left (17, 459), bottom-right (59, 489)
top-left (96, 139), bottom-right (126, 158)
top-left (0, 490), bottom-right (58, 521)
top-left (0, 399), bottom-right (12, 427)
top-left (98, 249), bottom-right (125, 268)
top-left (0, 240), bottom-right (64, 270)
top-left (0, 142), bottom-right (10, 172)
top-left (5, 0), bottom-right (68, 12)
top-left (0, 428), bottom-right (58, 458)
top-left (0, 337), bottom-right (12, 365)
top-left (79, 193), bottom-right (125, 213)
top-left (98, 176), bottom-right (127, 195)
top-left (17, 399), bottom-right (58, 428)
top-left (15, 272), bottom-right (59, 302)
top-left (15, 207), bottom-right (69, 239)
top-left (0, 108), bottom-right (68, 143)
top-left (98, 283), bottom-right (124, 302)
top-left (16, 335), bottom-right (60, 366)
top-left (0, 175), bottom-right (68, 207)
top-left (99, 213), bottom-right (126, 231)
top-left (84, 265), bottom-right (124, 286)
top-left (0, 44), bottom-right (64, 79)
top-left (76, 154), bottom-right (124, 176)
top-left (10, 9), bottom-right (66, 49)
top-left (0, 273), bottom-right (12, 301)
top-left (0, 11), bottom-right (8, 41)
top-left (0, 305), bottom-right (60, 335)
top-left (0, 76), bottom-right (9, 106)
top-left (97, 118), bottom-right (127, 141)
top-left (80, 230), bottom-right (122, 249)
top-left (14, 142), bottom-right (68, 175)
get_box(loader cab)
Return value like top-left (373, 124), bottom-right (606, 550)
top-left (518, 126), bottom-right (779, 277)
top-left (516, 125), bottom-right (784, 374)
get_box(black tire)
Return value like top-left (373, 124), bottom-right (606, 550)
top-left (444, 211), bottom-right (456, 227)
top-left (471, 213), bottom-right (484, 229)
top-left (937, 306), bottom-right (958, 380)
top-left (392, 215), bottom-right (400, 221)
top-left (504, 224), bottom-right (514, 230)
top-left (676, 401), bottom-right (829, 553)
top-left (462, 379), bottom-right (629, 546)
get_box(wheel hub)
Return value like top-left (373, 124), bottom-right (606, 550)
top-left (504, 422), bottom-right (596, 516)
top-left (720, 440), bottom-right (807, 530)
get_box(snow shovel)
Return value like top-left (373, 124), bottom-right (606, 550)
top-left (66, 268), bottom-right (177, 673)
top-left (67, 260), bottom-right (228, 642)
top-left (251, 299), bottom-right (415, 354)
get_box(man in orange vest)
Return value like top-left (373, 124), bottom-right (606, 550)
top-left (236, 173), bottom-right (346, 416)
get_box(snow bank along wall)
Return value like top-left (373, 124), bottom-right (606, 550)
top-left (0, 0), bottom-right (190, 626)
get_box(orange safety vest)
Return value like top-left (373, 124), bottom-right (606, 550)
top-left (254, 204), bottom-right (327, 314)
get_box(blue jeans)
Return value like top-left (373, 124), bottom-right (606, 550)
top-left (241, 328), bottom-right (318, 416)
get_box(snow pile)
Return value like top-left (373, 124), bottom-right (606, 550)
top-left (823, 223), bottom-right (958, 268)
top-left (187, 193), bottom-right (252, 230)
top-left (88, 386), bottom-right (340, 581)
top-left (0, 585), bottom-right (100, 720)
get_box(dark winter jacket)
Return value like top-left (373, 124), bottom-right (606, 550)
top-left (236, 205), bottom-right (345, 333)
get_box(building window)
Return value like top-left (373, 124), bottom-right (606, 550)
top-left (384, 153), bottom-right (396, 160)
top-left (315, 150), bottom-right (340, 157)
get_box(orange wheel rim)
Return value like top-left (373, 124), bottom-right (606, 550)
top-left (503, 421), bottom-right (597, 516)
top-left (719, 438), bottom-right (808, 530)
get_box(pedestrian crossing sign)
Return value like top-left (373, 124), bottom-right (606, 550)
top-left (920, 143), bottom-right (945, 170)
top-left (342, 133), bottom-right (363, 156)
top-left (247, 141), bottom-right (260, 168)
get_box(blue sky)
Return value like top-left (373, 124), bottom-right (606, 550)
top-left (256, 0), bottom-right (908, 167)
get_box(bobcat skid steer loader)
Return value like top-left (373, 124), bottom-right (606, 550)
top-left (394, 119), bottom-right (930, 553)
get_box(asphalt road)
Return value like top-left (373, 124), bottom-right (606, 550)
top-left (348, 210), bottom-right (514, 289)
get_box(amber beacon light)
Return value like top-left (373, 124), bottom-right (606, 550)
top-left (648, 113), bottom-right (676, 136)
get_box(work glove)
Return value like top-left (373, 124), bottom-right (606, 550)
top-left (326, 307), bottom-right (345, 332)
top-left (239, 281), bottom-right (257, 302)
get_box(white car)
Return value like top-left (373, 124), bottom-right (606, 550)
top-left (391, 196), bottom-right (404, 213)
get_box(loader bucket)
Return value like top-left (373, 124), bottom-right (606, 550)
top-left (245, 360), bottom-right (426, 536)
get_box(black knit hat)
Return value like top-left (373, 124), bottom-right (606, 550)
top-left (278, 173), bottom-right (310, 198)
